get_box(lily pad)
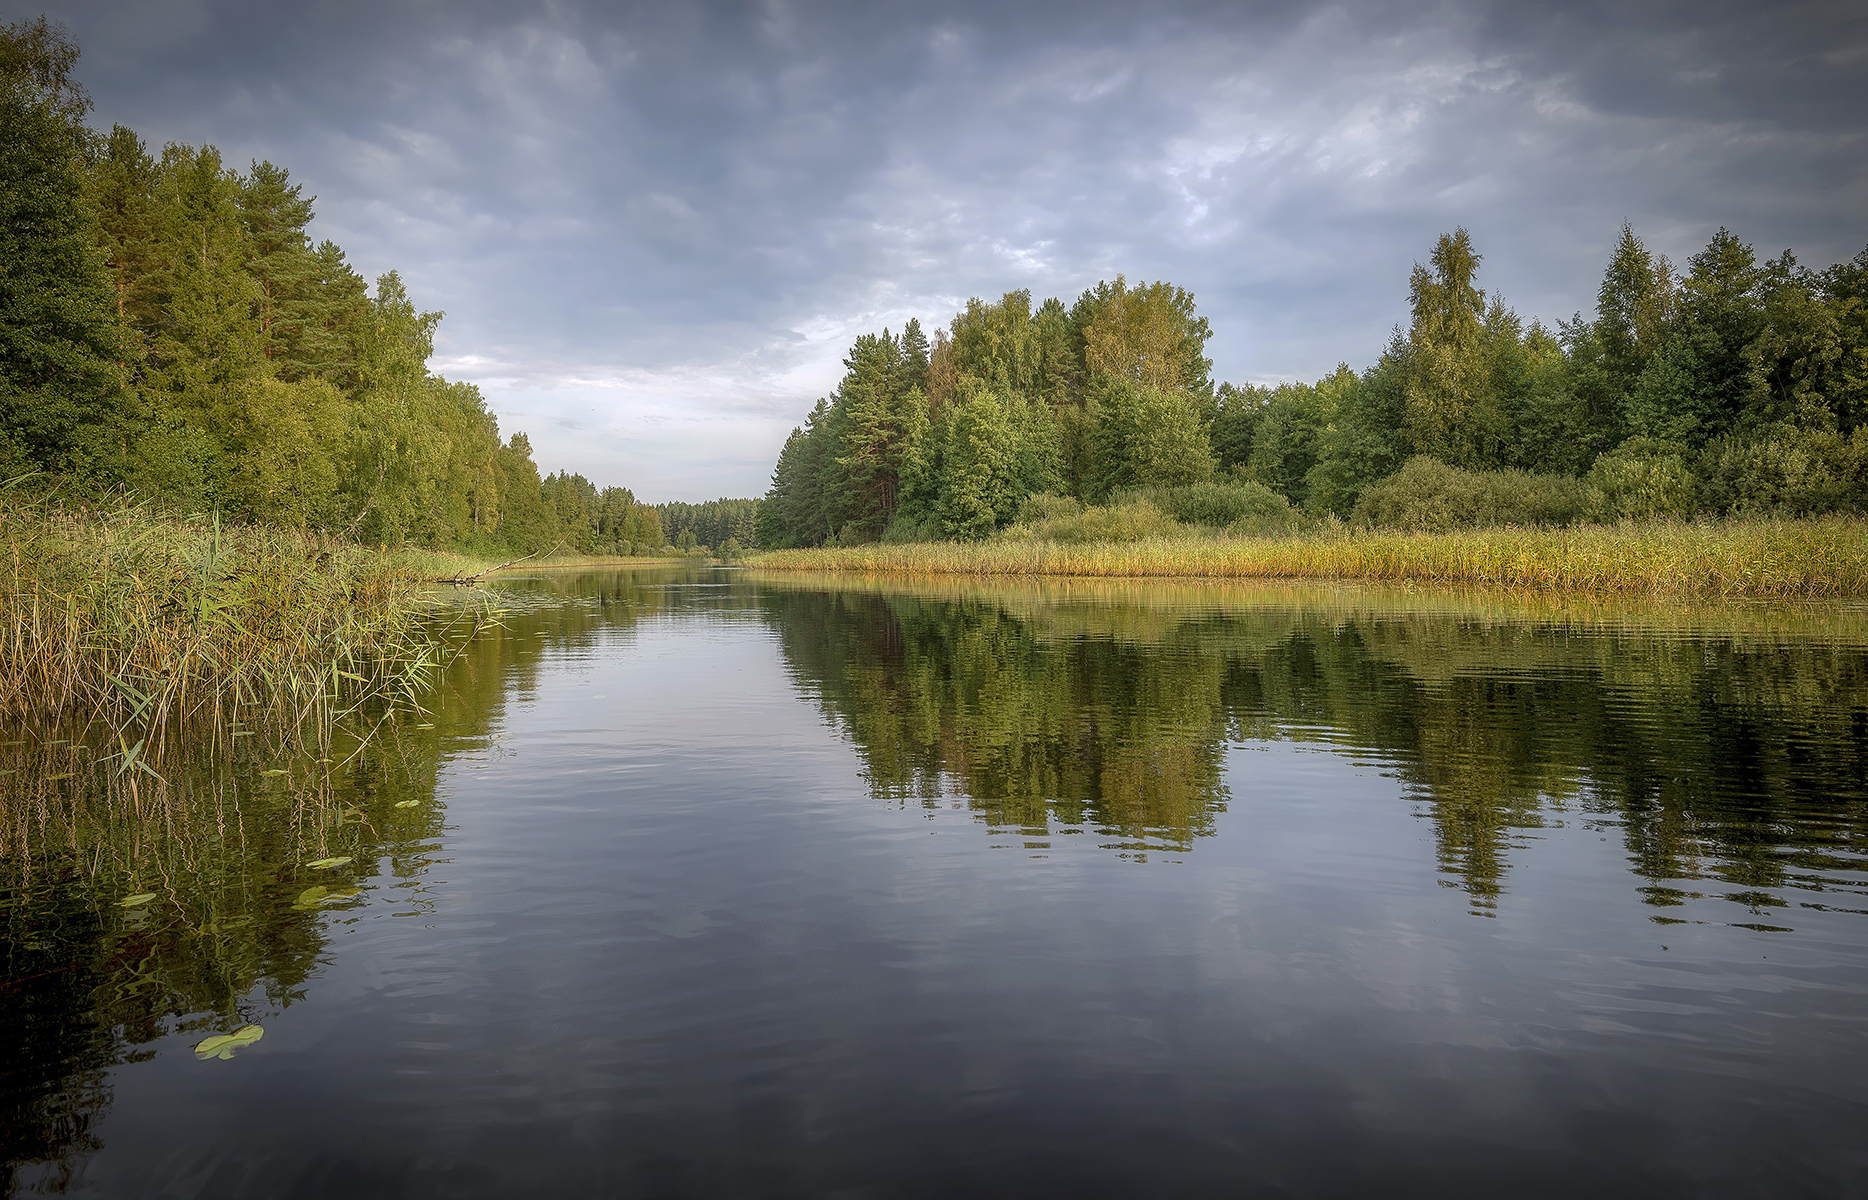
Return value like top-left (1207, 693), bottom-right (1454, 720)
top-left (230, 730), bottom-right (256, 737)
top-left (260, 769), bottom-right (288, 777)
top-left (194, 1024), bottom-right (264, 1060)
top-left (304, 857), bottom-right (352, 870)
top-left (118, 892), bottom-right (158, 907)
top-left (394, 800), bottom-right (420, 808)
top-left (294, 885), bottom-right (329, 906)
top-left (414, 723), bottom-right (435, 729)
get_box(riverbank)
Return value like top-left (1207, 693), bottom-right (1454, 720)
top-left (750, 516), bottom-right (1868, 598)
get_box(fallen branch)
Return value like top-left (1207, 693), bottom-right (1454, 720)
top-left (438, 540), bottom-right (565, 584)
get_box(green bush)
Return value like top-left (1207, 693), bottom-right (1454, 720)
top-left (880, 510), bottom-right (945, 544)
top-left (1016, 493), bottom-right (1084, 524)
top-left (1121, 480), bottom-right (1299, 535)
top-left (1697, 424), bottom-right (1867, 517)
top-left (1353, 457), bottom-right (1587, 532)
top-left (1585, 438), bottom-right (1698, 521)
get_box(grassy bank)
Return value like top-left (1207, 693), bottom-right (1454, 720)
top-left (1, 493), bottom-right (482, 734)
top-left (750, 517), bottom-right (1868, 598)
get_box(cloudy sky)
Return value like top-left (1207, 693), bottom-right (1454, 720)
top-left (42, 0), bottom-right (1868, 500)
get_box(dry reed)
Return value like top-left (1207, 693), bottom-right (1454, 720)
top-left (0, 490), bottom-right (483, 741)
top-left (751, 517), bottom-right (1868, 599)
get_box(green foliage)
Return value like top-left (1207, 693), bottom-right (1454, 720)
top-left (656, 497), bottom-right (758, 553)
top-left (1353, 456), bottom-right (1588, 532)
top-left (1697, 424), bottom-right (1868, 517)
top-left (1085, 376), bottom-right (1214, 500)
top-left (0, 17), bottom-right (126, 476)
top-left (763, 222), bottom-right (1867, 545)
top-left (1584, 438), bottom-right (1699, 521)
top-left (1124, 479), bottom-right (1297, 535)
top-left (0, 22), bottom-right (653, 558)
top-left (935, 379), bottom-right (1022, 539)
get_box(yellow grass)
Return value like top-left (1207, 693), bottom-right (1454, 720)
top-left (749, 517), bottom-right (1868, 599)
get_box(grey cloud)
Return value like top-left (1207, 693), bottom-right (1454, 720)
top-left (43, 0), bottom-right (1868, 498)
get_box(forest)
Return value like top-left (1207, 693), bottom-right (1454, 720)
top-left (0, 17), bottom-right (674, 557)
top-left (759, 228), bottom-right (1868, 546)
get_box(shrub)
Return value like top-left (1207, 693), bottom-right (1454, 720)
top-left (1585, 438), bottom-right (1698, 521)
top-left (1697, 424), bottom-right (1867, 517)
top-left (1353, 457), bottom-right (1587, 532)
top-left (1122, 480), bottom-right (1299, 535)
top-left (881, 510), bottom-right (944, 544)
top-left (1016, 493), bottom-right (1083, 524)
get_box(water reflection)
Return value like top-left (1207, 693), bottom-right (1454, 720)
top-left (2, 566), bottom-right (1865, 1195)
top-left (759, 575), bottom-right (1868, 917)
top-left (0, 570), bottom-right (705, 1193)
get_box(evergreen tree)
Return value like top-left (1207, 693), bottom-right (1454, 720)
top-left (237, 159), bottom-right (321, 376)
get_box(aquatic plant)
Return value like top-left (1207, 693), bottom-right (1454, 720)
top-left (0, 485), bottom-right (491, 736)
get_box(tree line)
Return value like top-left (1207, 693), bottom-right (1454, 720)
top-left (1, 18), bottom-right (679, 554)
top-left (760, 227), bottom-right (1868, 545)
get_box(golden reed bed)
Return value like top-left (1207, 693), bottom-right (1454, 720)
top-left (749, 517), bottom-right (1868, 599)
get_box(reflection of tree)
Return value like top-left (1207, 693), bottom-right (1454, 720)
top-left (760, 576), bottom-right (1868, 916)
top-left (767, 589), bottom-right (1232, 853)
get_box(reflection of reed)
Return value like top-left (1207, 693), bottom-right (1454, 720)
top-left (0, 567), bottom-right (675, 1190)
top-left (0, 715), bottom-right (451, 1194)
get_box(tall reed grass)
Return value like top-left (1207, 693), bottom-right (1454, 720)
top-left (751, 516), bottom-right (1868, 598)
top-left (0, 489), bottom-right (484, 744)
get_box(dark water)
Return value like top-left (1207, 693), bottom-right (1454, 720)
top-left (5, 567), bottom-right (1868, 1198)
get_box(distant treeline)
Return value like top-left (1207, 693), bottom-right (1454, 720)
top-left (1, 18), bottom-right (670, 555)
top-left (653, 498), bottom-right (760, 552)
top-left (760, 226), bottom-right (1868, 545)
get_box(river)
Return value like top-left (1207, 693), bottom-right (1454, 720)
top-left (4, 566), bottom-right (1866, 1197)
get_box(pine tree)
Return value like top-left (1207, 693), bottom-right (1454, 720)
top-left (238, 160), bottom-right (321, 376)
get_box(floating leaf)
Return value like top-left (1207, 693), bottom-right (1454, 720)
top-left (118, 892), bottom-right (158, 907)
top-left (45, 773), bottom-right (73, 781)
top-left (295, 885), bottom-right (329, 906)
top-left (195, 1024), bottom-right (263, 1060)
top-left (394, 800), bottom-right (420, 808)
top-left (414, 724), bottom-right (435, 729)
top-left (305, 857), bottom-right (351, 870)
top-left (260, 769), bottom-right (288, 777)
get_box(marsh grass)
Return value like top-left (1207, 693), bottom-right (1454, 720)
top-left (751, 516), bottom-right (1868, 598)
top-left (0, 489), bottom-right (496, 754)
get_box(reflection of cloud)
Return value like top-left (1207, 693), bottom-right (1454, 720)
top-left (48, 0), bottom-right (1868, 497)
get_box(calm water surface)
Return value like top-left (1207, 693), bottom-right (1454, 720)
top-left (4, 567), bottom-right (1867, 1198)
